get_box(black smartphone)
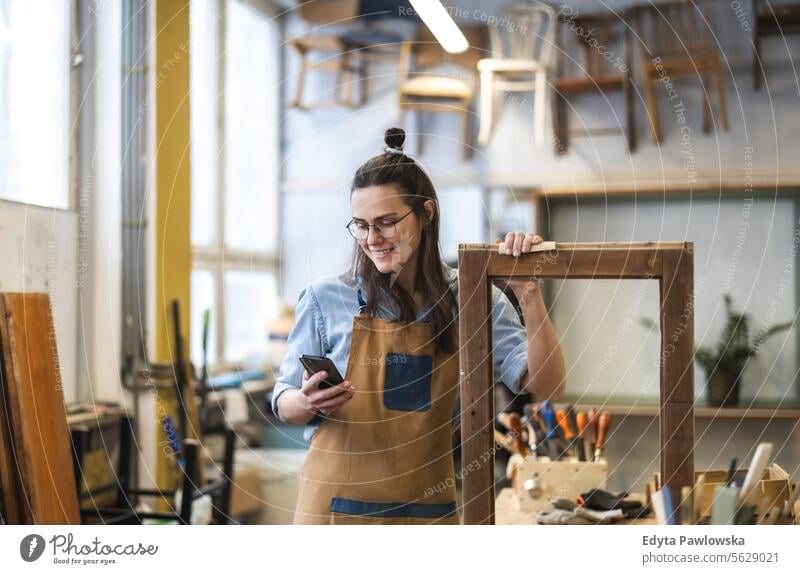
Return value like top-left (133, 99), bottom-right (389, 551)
top-left (299, 354), bottom-right (345, 388)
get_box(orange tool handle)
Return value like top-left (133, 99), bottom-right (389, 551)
top-left (595, 411), bottom-right (612, 450)
top-left (576, 411), bottom-right (587, 439)
top-left (588, 407), bottom-right (599, 444)
top-left (508, 412), bottom-right (528, 455)
top-left (555, 409), bottom-right (575, 440)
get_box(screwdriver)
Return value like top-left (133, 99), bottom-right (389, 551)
top-left (555, 409), bottom-right (573, 459)
top-left (593, 411), bottom-right (612, 462)
top-left (508, 412), bottom-right (530, 456)
top-left (587, 407), bottom-right (599, 454)
top-left (567, 405), bottom-right (582, 461)
top-left (539, 400), bottom-right (561, 461)
top-left (576, 410), bottom-right (588, 461)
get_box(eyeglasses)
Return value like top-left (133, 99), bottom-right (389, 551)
top-left (346, 208), bottom-right (415, 240)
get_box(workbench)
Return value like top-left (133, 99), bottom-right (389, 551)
top-left (495, 488), bottom-right (655, 525)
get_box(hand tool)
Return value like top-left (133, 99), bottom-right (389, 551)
top-left (508, 412), bottom-right (530, 456)
top-left (525, 423), bottom-right (538, 459)
top-left (566, 405), bottom-right (582, 460)
top-left (593, 411), bottom-right (611, 462)
top-left (493, 429), bottom-right (514, 453)
top-left (539, 400), bottom-right (562, 460)
top-left (587, 407), bottom-right (599, 453)
top-left (739, 442), bottom-right (773, 506)
top-left (556, 408), bottom-right (581, 460)
top-left (576, 410), bottom-right (588, 461)
top-left (725, 457), bottom-right (738, 486)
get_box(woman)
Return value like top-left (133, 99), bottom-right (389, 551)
top-left (273, 128), bottom-right (566, 524)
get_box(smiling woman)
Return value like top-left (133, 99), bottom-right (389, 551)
top-left (272, 127), bottom-right (565, 525)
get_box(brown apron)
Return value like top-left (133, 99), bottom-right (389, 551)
top-left (293, 293), bottom-right (460, 524)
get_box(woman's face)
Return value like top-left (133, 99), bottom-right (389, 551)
top-left (350, 185), bottom-right (424, 276)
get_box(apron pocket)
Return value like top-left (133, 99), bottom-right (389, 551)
top-left (383, 353), bottom-right (432, 412)
top-left (330, 497), bottom-right (456, 520)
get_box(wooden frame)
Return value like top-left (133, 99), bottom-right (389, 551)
top-left (457, 242), bottom-right (694, 524)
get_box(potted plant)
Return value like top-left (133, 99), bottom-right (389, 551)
top-left (642, 294), bottom-right (793, 407)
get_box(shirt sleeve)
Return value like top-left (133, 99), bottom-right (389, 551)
top-left (271, 284), bottom-right (328, 419)
top-left (490, 284), bottom-right (529, 393)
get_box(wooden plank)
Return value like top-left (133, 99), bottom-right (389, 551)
top-left (0, 293), bottom-right (79, 524)
top-left (659, 246), bottom-right (695, 505)
top-left (457, 248), bottom-right (495, 524)
top-left (0, 339), bottom-right (23, 523)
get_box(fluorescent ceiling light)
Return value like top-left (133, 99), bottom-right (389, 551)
top-left (409, 0), bottom-right (468, 54)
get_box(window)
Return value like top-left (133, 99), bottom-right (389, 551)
top-left (0, 0), bottom-right (72, 208)
top-left (190, 0), bottom-right (281, 369)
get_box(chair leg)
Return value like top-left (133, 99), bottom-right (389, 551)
top-left (643, 69), bottom-right (662, 143)
top-left (624, 68), bottom-right (636, 153)
top-left (534, 71), bottom-right (547, 146)
top-left (714, 59), bottom-right (729, 131)
top-left (553, 89), bottom-right (568, 155)
top-left (701, 69), bottom-right (712, 134)
top-left (338, 50), bottom-right (355, 107)
top-left (477, 70), bottom-right (494, 146)
top-left (293, 50), bottom-right (307, 108)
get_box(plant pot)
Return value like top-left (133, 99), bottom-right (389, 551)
top-left (706, 369), bottom-right (742, 407)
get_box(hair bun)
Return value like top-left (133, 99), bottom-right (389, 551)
top-left (384, 127), bottom-right (405, 151)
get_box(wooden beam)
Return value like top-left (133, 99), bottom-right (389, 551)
top-left (457, 248), bottom-right (495, 525)
top-left (457, 242), bottom-right (695, 524)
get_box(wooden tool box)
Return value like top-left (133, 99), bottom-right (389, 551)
top-left (652, 464), bottom-right (798, 524)
top-left (510, 456), bottom-right (608, 512)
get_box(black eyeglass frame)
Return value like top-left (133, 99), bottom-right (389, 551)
top-left (345, 208), bottom-right (416, 240)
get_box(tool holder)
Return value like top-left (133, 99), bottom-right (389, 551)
top-left (652, 464), bottom-right (798, 524)
top-left (511, 456), bottom-right (608, 512)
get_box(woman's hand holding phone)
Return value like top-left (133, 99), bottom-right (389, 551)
top-left (301, 369), bottom-right (355, 416)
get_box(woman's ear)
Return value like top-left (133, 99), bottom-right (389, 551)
top-left (422, 199), bottom-right (435, 225)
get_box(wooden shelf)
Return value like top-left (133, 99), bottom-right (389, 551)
top-left (565, 398), bottom-right (800, 419)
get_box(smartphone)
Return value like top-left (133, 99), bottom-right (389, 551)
top-left (299, 354), bottom-right (345, 388)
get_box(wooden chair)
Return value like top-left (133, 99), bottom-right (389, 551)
top-left (634, 0), bottom-right (728, 143)
top-left (552, 10), bottom-right (636, 154)
top-left (753, 1), bottom-right (800, 90)
top-left (289, 0), bottom-right (405, 108)
top-left (477, 3), bottom-right (556, 147)
top-left (397, 25), bottom-right (488, 160)
top-left (289, 0), bottom-right (360, 108)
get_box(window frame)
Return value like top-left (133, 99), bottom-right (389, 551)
top-left (190, 0), bottom-right (282, 372)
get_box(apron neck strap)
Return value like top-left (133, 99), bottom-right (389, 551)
top-left (356, 288), bottom-right (368, 313)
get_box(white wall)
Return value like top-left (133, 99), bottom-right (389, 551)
top-left (0, 201), bottom-right (78, 402)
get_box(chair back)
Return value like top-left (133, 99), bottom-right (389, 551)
top-left (488, 2), bottom-right (556, 66)
top-left (412, 24), bottom-right (489, 72)
top-left (556, 12), bottom-right (629, 78)
top-left (634, 0), bottom-right (714, 59)
top-left (297, 0), bottom-right (359, 25)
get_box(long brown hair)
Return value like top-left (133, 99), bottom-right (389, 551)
top-left (350, 127), bottom-right (456, 353)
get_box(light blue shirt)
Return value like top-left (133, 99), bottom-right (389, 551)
top-left (271, 264), bottom-right (530, 441)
